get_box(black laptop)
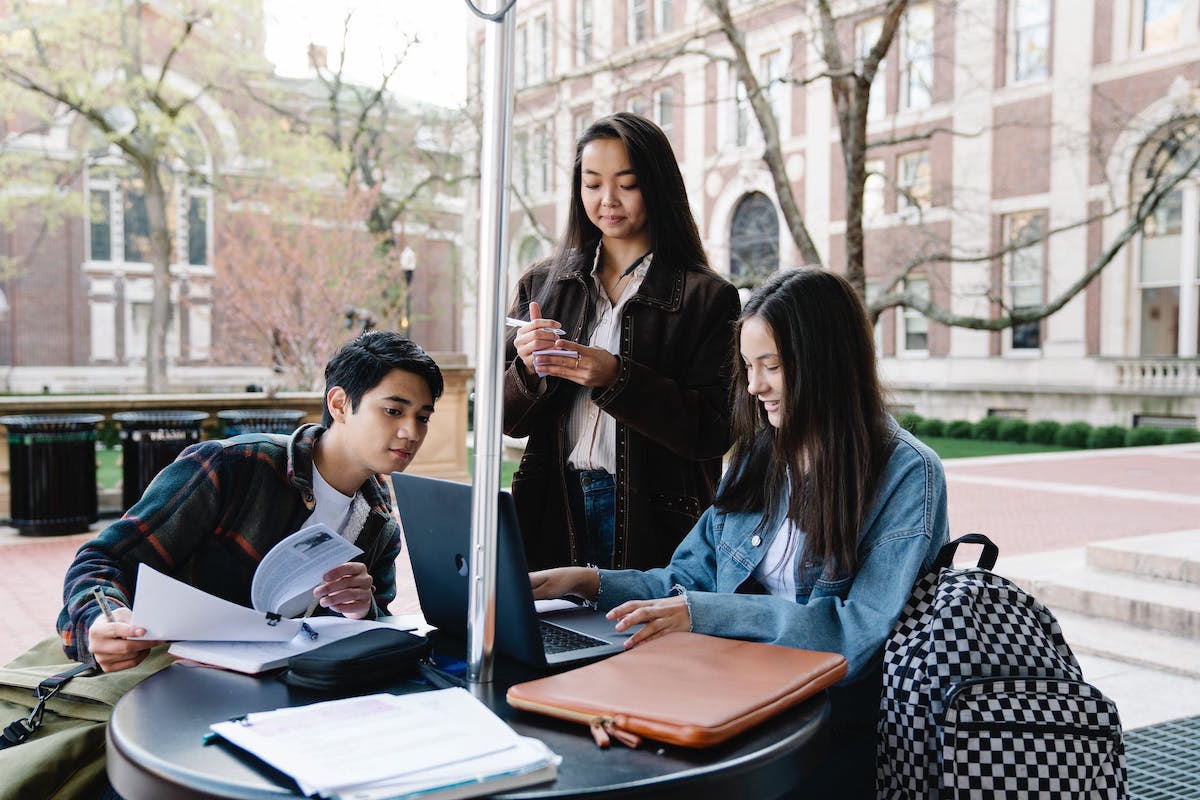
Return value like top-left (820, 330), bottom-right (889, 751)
top-left (392, 472), bottom-right (630, 668)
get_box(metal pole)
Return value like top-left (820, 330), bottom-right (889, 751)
top-left (467, 0), bottom-right (516, 684)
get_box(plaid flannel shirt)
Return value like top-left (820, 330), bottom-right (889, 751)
top-left (57, 424), bottom-right (402, 666)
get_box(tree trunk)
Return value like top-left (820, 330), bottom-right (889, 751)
top-left (141, 163), bottom-right (172, 392)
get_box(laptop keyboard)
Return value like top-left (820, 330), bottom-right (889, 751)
top-left (539, 621), bottom-right (610, 654)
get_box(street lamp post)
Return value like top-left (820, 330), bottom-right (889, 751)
top-left (399, 246), bottom-right (416, 337)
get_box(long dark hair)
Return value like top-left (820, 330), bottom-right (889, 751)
top-left (716, 269), bottom-right (891, 579)
top-left (558, 111), bottom-right (710, 272)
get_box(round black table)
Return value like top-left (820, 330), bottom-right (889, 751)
top-left (107, 655), bottom-right (830, 799)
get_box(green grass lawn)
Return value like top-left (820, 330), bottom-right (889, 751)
top-left (467, 447), bottom-right (518, 488)
top-left (918, 436), bottom-right (1073, 460)
top-left (96, 447), bottom-right (121, 489)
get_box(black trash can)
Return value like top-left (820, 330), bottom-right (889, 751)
top-left (112, 411), bottom-right (209, 512)
top-left (0, 413), bottom-right (104, 536)
top-left (217, 409), bottom-right (306, 436)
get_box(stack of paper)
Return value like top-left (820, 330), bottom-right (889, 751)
top-left (208, 689), bottom-right (559, 800)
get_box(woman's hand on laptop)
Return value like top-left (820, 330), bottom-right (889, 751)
top-left (530, 567), bottom-right (599, 603)
top-left (607, 596), bottom-right (691, 649)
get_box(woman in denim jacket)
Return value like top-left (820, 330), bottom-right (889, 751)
top-left (532, 268), bottom-right (949, 797)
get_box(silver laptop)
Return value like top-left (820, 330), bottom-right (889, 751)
top-left (392, 472), bottom-right (630, 669)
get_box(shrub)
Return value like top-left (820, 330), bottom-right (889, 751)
top-left (97, 419), bottom-right (120, 449)
top-left (1126, 427), bottom-right (1168, 447)
top-left (1166, 427), bottom-right (1200, 444)
top-left (998, 418), bottom-right (1029, 443)
top-left (945, 420), bottom-right (973, 439)
top-left (1087, 425), bottom-right (1127, 449)
top-left (971, 416), bottom-right (1004, 441)
top-left (915, 418), bottom-right (945, 438)
top-left (896, 412), bottom-right (923, 433)
top-left (1026, 419), bottom-right (1061, 445)
top-left (1054, 421), bottom-right (1092, 448)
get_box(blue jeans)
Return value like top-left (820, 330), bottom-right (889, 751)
top-left (566, 469), bottom-right (615, 568)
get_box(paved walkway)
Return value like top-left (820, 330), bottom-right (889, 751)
top-left (3, 442), bottom-right (1198, 731)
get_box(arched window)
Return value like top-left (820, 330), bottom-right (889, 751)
top-left (1132, 117), bottom-right (1200, 357)
top-left (730, 191), bottom-right (779, 286)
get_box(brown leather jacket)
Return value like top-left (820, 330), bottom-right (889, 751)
top-left (503, 248), bottom-right (740, 570)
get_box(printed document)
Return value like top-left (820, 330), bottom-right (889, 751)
top-left (208, 689), bottom-right (559, 798)
top-left (130, 524), bottom-right (362, 641)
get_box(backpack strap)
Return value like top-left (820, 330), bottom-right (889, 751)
top-left (933, 533), bottom-right (998, 572)
top-left (0, 663), bottom-right (94, 750)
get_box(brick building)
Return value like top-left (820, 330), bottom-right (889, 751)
top-left (0, 2), bottom-right (465, 393)
top-left (466, 0), bottom-right (1200, 427)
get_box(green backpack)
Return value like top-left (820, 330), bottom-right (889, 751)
top-left (0, 637), bottom-right (173, 800)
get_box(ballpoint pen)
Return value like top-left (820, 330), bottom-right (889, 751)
top-left (91, 587), bottom-right (117, 623)
top-left (505, 317), bottom-right (566, 336)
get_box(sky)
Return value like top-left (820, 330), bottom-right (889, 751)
top-left (261, 1), bottom-right (470, 108)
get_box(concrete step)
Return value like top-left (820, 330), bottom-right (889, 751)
top-left (1055, 610), bottom-right (1200, 682)
top-left (997, 547), bottom-right (1200, 639)
top-left (1087, 529), bottom-right (1200, 585)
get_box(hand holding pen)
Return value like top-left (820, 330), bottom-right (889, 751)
top-left (87, 587), bottom-right (162, 673)
top-left (511, 301), bottom-right (575, 381)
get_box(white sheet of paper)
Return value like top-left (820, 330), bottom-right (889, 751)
top-left (130, 564), bottom-right (299, 642)
top-left (209, 689), bottom-right (536, 797)
top-left (250, 524), bottom-right (363, 617)
top-left (533, 598), bottom-right (584, 614)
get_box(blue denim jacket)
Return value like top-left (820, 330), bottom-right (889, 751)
top-left (597, 423), bottom-right (949, 684)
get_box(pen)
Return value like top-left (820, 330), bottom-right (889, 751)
top-left (505, 317), bottom-right (566, 337)
top-left (92, 587), bottom-right (116, 623)
top-left (300, 621), bottom-right (319, 641)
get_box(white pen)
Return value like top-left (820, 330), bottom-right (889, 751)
top-left (505, 317), bottom-right (566, 336)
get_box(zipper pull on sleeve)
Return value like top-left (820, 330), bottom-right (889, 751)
top-left (605, 722), bottom-right (642, 749)
top-left (589, 720), bottom-right (611, 748)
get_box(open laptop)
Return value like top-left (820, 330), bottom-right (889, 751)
top-left (392, 472), bottom-right (630, 669)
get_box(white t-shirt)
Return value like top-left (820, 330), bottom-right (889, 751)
top-left (304, 465), bottom-right (354, 535)
top-left (752, 518), bottom-right (801, 600)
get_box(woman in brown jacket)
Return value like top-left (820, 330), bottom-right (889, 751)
top-left (505, 112), bottom-right (739, 571)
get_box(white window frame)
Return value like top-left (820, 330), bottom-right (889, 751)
top-left (1002, 210), bottom-right (1047, 352)
top-left (516, 22), bottom-right (529, 88)
top-left (535, 123), bottom-right (552, 196)
top-left (899, 276), bottom-right (930, 355)
top-left (856, 16), bottom-right (887, 121)
top-left (628, 0), bottom-right (648, 45)
top-left (863, 158), bottom-right (886, 222)
top-left (576, 0), bottom-right (594, 65)
top-left (760, 49), bottom-right (784, 135)
top-left (653, 86), bottom-right (674, 137)
top-left (533, 15), bottom-right (549, 84)
top-left (655, 0), bottom-right (673, 34)
top-left (1137, 184), bottom-right (1200, 356)
top-left (1009, 0), bottom-right (1051, 84)
top-left (1132, 0), bottom-right (1197, 52)
top-left (897, 150), bottom-right (931, 213)
top-left (900, 2), bottom-right (934, 112)
top-left (733, 75), bottom-right (751, 148)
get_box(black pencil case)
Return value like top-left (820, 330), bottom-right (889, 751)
top-left (279, 628), bottom-right (429, 691)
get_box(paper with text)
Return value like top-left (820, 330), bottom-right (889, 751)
top-left (209, 689), bottom-right (543, 797)
top-left (250, 524), bottom-right (363, 618)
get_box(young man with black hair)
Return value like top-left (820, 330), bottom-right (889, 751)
top-left (58, 331), bottom-right (443, 672)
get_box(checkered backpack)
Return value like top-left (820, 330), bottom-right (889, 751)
top-left (877, 533), bottom-right (1126, 799)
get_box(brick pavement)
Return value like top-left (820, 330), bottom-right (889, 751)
top-left (2, 442), bottom-right (1197, 668)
